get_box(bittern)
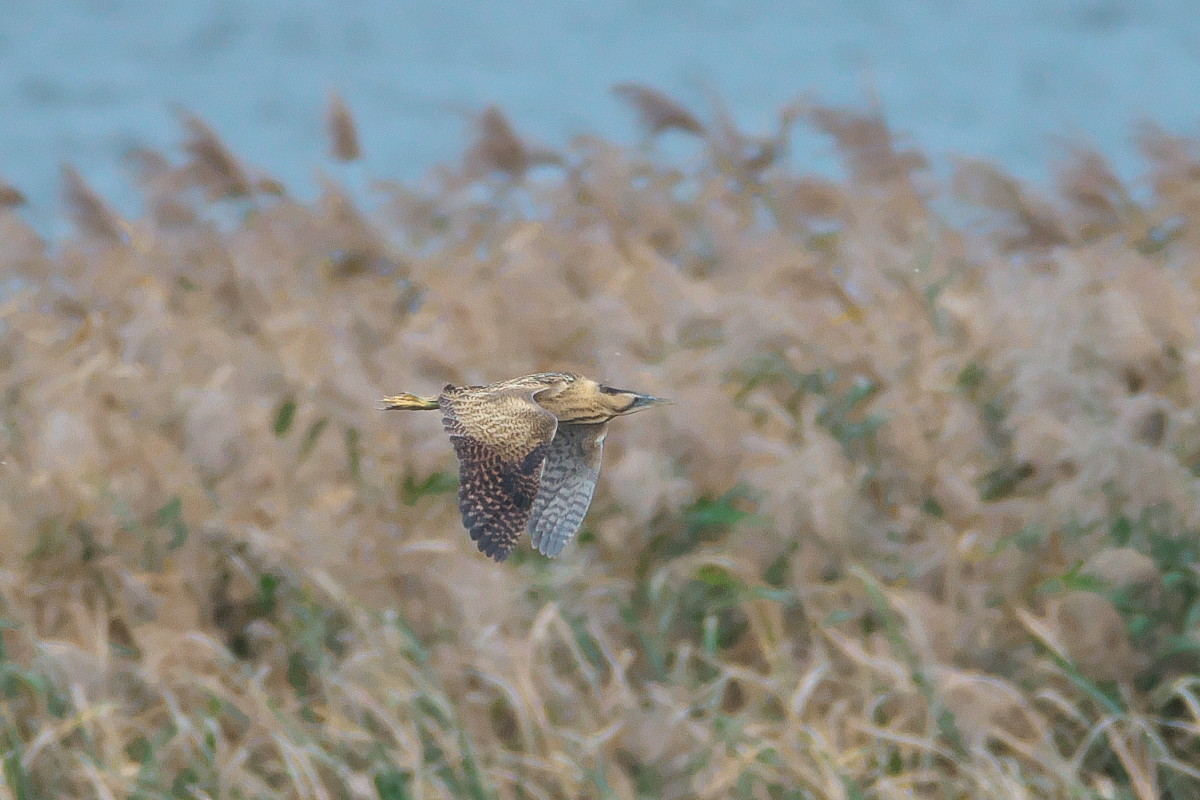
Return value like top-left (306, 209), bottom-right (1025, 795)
top-left (381, 372), bottom-right (667, 561)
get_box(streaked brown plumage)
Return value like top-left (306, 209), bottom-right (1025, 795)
top-left (381, 372), bottom-right (667, 561)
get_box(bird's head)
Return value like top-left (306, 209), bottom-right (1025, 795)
top-left (594, 382), bottom-right (670, 416)
top-left (535, 374), bottom-right (670, 423)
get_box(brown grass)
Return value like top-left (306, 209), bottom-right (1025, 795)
top-left (1, 99), bottom-right (1199, 800)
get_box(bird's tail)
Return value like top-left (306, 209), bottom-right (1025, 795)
top-left (379, 393), bottom-right (440, 411)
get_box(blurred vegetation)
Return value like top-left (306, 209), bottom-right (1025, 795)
top-left (1, 93), bottom-right (1199, 799)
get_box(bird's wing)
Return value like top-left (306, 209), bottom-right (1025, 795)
top-left (529, 422), bottom-right (606, 557)
top-left (440, 385), bottom-right (558, 561)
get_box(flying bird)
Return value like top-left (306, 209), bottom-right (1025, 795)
top-left (381, 372), bottom-right (667, 561)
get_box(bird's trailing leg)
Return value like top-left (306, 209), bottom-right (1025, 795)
top-left (380, 393), bottom-right (440, 411)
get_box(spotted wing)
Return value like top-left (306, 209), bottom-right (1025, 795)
top-left (529, 422), bottom-right (606, 557)
top-left (440, 385), bottom-right (557, 561)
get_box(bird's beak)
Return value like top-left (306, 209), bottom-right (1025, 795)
top-left (630, 394), bottom-right (671, 409)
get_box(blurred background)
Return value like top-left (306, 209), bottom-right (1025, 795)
top-left (3, 0), bottom-right (1200, 232)
top-left (4, 2), bottom-right (1200, 798)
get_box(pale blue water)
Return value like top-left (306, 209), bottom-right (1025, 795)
top-left (2, 0), bottom-right (1199, 234)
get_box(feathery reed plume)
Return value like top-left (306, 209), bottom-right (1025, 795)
top-left (252, 173), bottom-right (286, 196)
top-left (952, 157), bottom-right (1069, 249)
top-left (1136, 122), bottom-right (1200, 174)
top-left (464, 105), bottom-right (561, 181)
top-left (61, 165), bottom-right (126, 243)
top-left (806, 103), bottom-right (926, 184)
top-left (707, 94), bottom-right (803, 178)
top-left (469, 105), bottom-right (529, 178)
top-left (612, 83), bottom-right (705, 139)
top-left (178, 111), bottom-right (256, 199)
top-left (1056, 148), bottom-right (1125, 213)
top-left (316, 176), bottom-right (399, 277)
top-left (1136, 122), bottom-right (1200, 222)
top-left (0, 175), bottom-right (25, 209)
top-left (326, 90), bottom-right (361, 162)
top-left (123, 147), bottom-right (199, 227)
top-left (125, 146), bottom-right (173, 184)
top-left (1054, 147), bottom-right (1130, 235)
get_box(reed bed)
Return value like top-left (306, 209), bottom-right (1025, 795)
top-left (1, 92), bottom-right (1198, 799)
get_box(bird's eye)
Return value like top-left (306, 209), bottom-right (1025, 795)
top-left (599, 385), bottom-right (627, 395)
